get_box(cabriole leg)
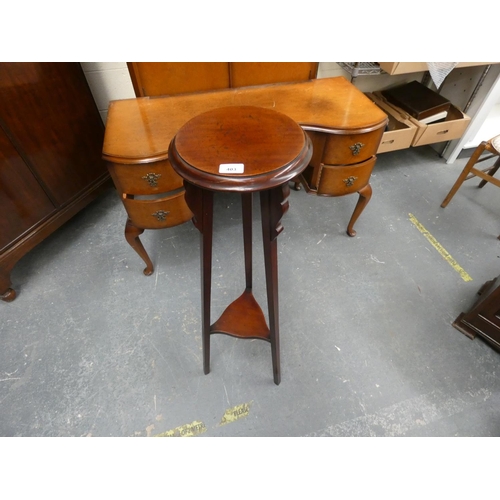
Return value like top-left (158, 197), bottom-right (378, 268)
top-left (124, 218), bottom-right (154, 276)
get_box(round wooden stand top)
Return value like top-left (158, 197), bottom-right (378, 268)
top-left (168, 106), bottom-right (312, 192)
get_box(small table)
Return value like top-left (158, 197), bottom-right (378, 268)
top-left (168, 106), bottom-right (312, 384)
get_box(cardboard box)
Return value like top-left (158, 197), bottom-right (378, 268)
top-left (379, 62), bottom-right (496, 75)
top-left (409, 104), bottom-right (471, 146)
top-left (372, 91), bottom-right (470, 147)
top-left (365, 92), bottom-right (418, 153)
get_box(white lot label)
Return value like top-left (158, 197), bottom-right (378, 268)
top-left (219, 163), bottom-right (244, 174)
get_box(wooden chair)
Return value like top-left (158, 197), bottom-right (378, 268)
top-left (441, 134), bottom-right (500, 208)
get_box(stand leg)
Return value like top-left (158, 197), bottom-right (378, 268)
top-left (200, 190), bottom-right (214, 375)
top-left (347, 183), bottom-right (372, 237)
top-left (242, 193), bottom-right (253, 290)
top-left (183, 182), bottom-right (214, 375)
top-left (124, 218), bottom-right (154, 276)
top-left (260, 186), bottom-right (289, 385)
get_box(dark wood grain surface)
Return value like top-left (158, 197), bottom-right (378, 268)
top-left (1, 63), bottom-right (109, 301)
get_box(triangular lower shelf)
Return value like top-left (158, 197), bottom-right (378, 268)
top-left (210, 289), bottom-right (271, 341)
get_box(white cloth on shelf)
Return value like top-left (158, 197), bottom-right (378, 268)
top-left (426, 62), bottom-right (458, 88)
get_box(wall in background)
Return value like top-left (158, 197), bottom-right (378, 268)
top-left (471, 102), bottom-right (500, 146)
top-left (80, 62), bottom-right (135, 123)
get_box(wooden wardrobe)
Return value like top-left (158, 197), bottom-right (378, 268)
top-left (0, 63), bottom-right (110, 302)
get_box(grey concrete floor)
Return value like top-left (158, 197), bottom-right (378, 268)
top-left (2, 145), bottom-right (500, 437)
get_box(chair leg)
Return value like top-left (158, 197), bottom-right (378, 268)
top-left (441, 142), bottom-right (487, 208)
top-left (478, 156), bottom-right (500, 188)
top-left (124, 218), bottom-right (154, 276)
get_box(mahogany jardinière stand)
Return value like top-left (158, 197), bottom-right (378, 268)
top-left (168, 106), bottom-right (312, 385)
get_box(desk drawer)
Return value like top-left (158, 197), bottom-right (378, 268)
top-left (317, 156), bottom-right (376, 196)
top-left (108, 159), bottom-right (184, 195)
top-left (122, 190), bottom-right (192, 229)
top-left (321, 129), bottom-right (384, 165)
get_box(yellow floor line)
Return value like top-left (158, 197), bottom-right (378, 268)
top-left (218, 402), bottom-right (253, 426)
top-left (155, 420), bottom-right (207, 437)
top-left (408, 213), bottom-right (472, 282)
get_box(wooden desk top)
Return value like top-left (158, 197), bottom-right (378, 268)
top-left (103, 77), bottom-right (387, 163)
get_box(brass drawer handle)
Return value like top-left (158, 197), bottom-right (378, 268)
top-left (343, 176), bottom-right (358, 187)
top-left (142, 172), bottom-right (162, 187)
top-left (152, 210), bottom-right (170, 221)
top-left (349, 142), bottom-right (365, 156)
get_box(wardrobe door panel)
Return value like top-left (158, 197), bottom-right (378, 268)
top-left (0, 127), bottom-right (55, 252)
top-left (0, 63), bottom-right (106, 206)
